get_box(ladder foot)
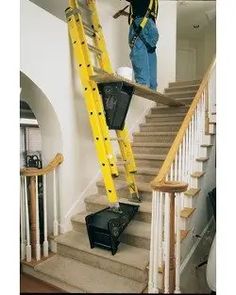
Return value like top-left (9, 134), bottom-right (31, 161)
top-left (128, 193), bottom-right (142, 203)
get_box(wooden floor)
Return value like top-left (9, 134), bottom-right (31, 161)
top-left (20, 273), bottom-right (65, 293)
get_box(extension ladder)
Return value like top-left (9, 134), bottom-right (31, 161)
top-left (65, 0), bottom-right (141, 208)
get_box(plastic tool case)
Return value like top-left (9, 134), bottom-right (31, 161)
top-left (85, 203), bottom-right (139, 255)
top-left (98, 81), bottom-right (134, 130)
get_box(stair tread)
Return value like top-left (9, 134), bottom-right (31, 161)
top-left (147, 113), bottom-right (185, 118)
top-left (133, 131), bottom-right (177, 136)
top-left (196, 157), bottom-right (209, 162)
top-left (97, 179), bottom-right (152, 193)
top-left (191, 171), bottom-right (205, 178)
top-left (56, 231), bottom-right (149, 271)
top-left (181, 230), bottom-right (190, 240)
top-left (165, 84), bottom-right (200, 92)
top-left (35, 255), bottom-right (146, 293)
top-left (85, 194), bottom-right (152, 214)
top-left (180, 207), bottom-right (196, 218)
top-left (118, 166), bottom-right (159, 176)
top-left (132, 142), bottom-right (172, 147)
top-left (140, 122), bottom-right (181, 127)
top-left (72, 212), bottom-right (151, 241)
top-left (166, 90), bottom-right (197, 96)
top-left (134, 153), bottom-right (166, 160)
top-left (184, 188), bottom-right (201, 197)
top-left (201, 144), bottom-right (213, 148)
top-left (169, 80), bottom-right (202, 87)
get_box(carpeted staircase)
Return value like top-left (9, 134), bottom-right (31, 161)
top-left (22, 80), bottom-right (209, 293)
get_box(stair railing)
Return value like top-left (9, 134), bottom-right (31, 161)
top-left (20, 153), bottom-right (64, 262)
top-left (148, 58), bottom-right (216, 293)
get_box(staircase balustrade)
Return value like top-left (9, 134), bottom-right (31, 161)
top-left (149, 58), bottom-right (216, 293)
top-left (20, 153), bottom-right (64, 262)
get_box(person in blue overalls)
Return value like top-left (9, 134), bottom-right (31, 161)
top-left (126, 0), bottom-right (159, 90)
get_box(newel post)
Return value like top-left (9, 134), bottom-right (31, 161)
top-left (152, 181), bottom-right (188, 293)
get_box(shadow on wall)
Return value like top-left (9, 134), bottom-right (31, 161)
top-left (29, 0), bottom-right (68, 21)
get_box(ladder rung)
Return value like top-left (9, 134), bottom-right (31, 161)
top-left (93, 67), bottom-right (108, 75)
top-left (88, 44), bottom-right (103, 55)
top-left (110, 137), bottom-right (124, 142)
top-left (83, 22), bottom-right (97, 37)
top-left (77, 1), bottom-right (93, 14)
top-left (116, 160), bottom-right (131, 166)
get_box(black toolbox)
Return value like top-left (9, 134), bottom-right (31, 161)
top-left (85, 202), bottom-right (139, 255)
top-left (98, 82), bottom-right (134, 130)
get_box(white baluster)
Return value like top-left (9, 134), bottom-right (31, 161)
top-left (43, 174), bottom-right (49, 257)
top-left (170, 163), bottom-right (174, 181)
top-left (149, 190), bottom-right (157, 293)
top-left (194, 110), bottom-right (198, 172)
top-left (196, 103), bottom-right (200, 170)
top-left (153, 191), bottom-right (160, 293)
top-left (190, 119), bottom-right (194, 186)
top-left (174, 193), bottom-right (181, 294)
top-left (20, 176), bottom-right (26, 260)
top-left (179, 144), bottom-right (182, 180)
top-left (187, 125), bottom-right (191, 184)
top-left (53, 169), bottom-right (59, 236)
top-left (174, 156), bottom-right (177, 181)
top-left (24, 176), bottom-right (31, 262)
top-left (164, 193), bottom-right (171, 293)
top-left (182, 134), bottom-right (186, 182)
top-left (35, 176), bottom-right (41, 261)
top-left (158, 192), bottom-right (164, 269)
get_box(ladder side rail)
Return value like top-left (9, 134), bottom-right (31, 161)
top-left (87, 0), bottom-right (141, 200)
top-left (66, 10), bottom-right (119, 204)
top-left (66, 7), bottom-right (119, 177)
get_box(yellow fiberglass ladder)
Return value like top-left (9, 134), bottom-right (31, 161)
top-left (65, 0), bottom-right (141, 209)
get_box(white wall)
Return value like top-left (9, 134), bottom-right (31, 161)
top-left (21, 0), bottom-right (178, 231)
top-left (177, 18), bottom-right (216, 80)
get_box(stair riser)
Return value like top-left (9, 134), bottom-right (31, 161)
top-left (133, 135), bottom-right (175, 143)
top-left (97, 184), bottom-right (152, 202)
top-left (166, 92), bottom-right (196, 99)
top-left (57, 244), bottom-right (148, 283)
top-left (132, 146), bottom-right (170, 154)
top-left (209, 124), bottom-right (216, 134)
top-left (180, 214), bottom-right (195, 231)
top-left (118, 172), bottom-right (155, 184)
top-left (184, 195), bottom-right (198, 209)
top-left (85, 201), bottom-right (151, 223)
top-left (135, 159), bottom-right (164, 168)
top-left (198, 146), bottom-right (209, 158)
top-left (203, 134), bottom-right (213, 145)
top-left (175, 98), bottom-right (194, 104)
top-left (146, 117), bottom-right (184, 123)
top-left (196, 160), bottom-right (208, 172)
top-left (191, 177), bottom-right (203, 189)
top-left (150, 107), bottom-right (188, 115)
top-left (71, 220), bottom-right (151, 251)
top-left (140, 125), bottom-right (179, 132)
top-left (169, 80), bottom-right (201, 88)
top-left (165, 85), bottom-right (199, 93)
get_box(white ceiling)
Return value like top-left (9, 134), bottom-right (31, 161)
top-left (177, 0), bottom-right (216, 39)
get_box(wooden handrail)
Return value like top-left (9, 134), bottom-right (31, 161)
top-left (20, 153), bottom-right (64, 177)
top-left (151, 57), bottom-right (216, 189)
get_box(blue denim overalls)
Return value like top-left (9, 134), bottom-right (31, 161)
top-left (129, 17), bottom-right (159, 90)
